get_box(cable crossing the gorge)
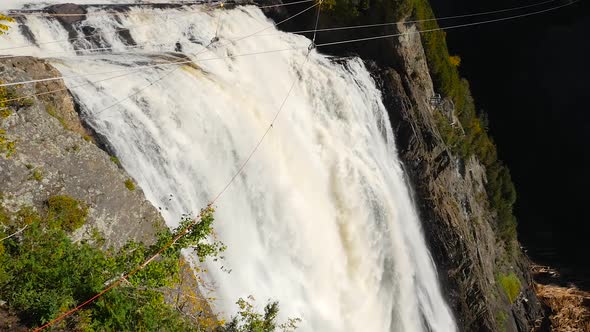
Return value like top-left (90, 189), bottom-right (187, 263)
top-left (0, 0), bottom-right (578, 89)
top-left (32, 1), bottom-right (324, 330)
top-left (0, 0), bottom-right (317, 52)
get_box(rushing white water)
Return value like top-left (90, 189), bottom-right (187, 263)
top-left (1, 3), bottom-right (456, 331)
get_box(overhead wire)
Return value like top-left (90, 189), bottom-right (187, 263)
top-left (0, 0), bottom-right (316, 52)
top-left (88, 1), bottom-right (318, 119)
top-left (91, 0), bottom-right (317, 120)
top-left (260, 0), bottom-right (560, 35)
top-left (0, 0), bottom-right (575, 89)
top-left (33, 2), bottom-right (323, 331)
top-left (0, 42), bottom-right (172, 60)
top-left (315, 0), bottom-right (578, 47)
top-left (0, 10), bottom-right (199, 52)
top-left (0, 1), bottom-right (318, 61)
top-left (254, 0), bottom-right (316, 9)
top-left (0, 0), bottom-right (557, 60)
top-left (0, 46), bottom-right (305, 106)
top-left (0, 1), bottom-right (319, 88)
top-left (2, 0), bottom-right (315, 17)
top-left (93, 1), bottom-right (229, 118)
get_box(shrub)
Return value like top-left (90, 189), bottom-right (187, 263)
top-left (124, 179), bottom-right (136, 191)
top-left (110, 155), bottom-right (121, 166)
top-left (496, 310), bottom-right (508, 332)
top-left (1, 82), bottom-right (36, 158)
top-left (0, 15), bottom-right (14, 35)
top-left (219, 296), bottom-right (300, 332)
top-left (449, 55), bottom-right (461, 67)
top-left (0, 204), bottom-right (227, 330)
top-left (30, 168), bottom-right (43, 182)
top-left (412, 0), bottom-right (519, 243)
top-left (46, 195), bottom-right (88, 232)
top-left (0, 108), bottom-right (11, 119)
top-left (45, 105), bottom-right (67, 129)
top-left (498, 273), bottom-right (521, 303)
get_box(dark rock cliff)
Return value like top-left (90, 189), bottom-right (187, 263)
top-left (372, 26), bottom-right (544, 330)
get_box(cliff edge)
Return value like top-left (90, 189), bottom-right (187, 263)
top-left (374, 23), bottom-right (544, 330)
top-left (0, 57), bottom-right (164, 249)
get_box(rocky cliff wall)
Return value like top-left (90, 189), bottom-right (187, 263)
top-left (0, 57), bottom-right (164, 249)
top-left (372, 22), bottom-right (544, 332)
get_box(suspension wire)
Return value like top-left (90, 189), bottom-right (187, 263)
top-left (259, 0), bottom-right (559, 35)
top-left (0, 46), bottom-right (305, 106)
top-left (2, 0), bottom-right (315, 17)
top-left (254, 0), bottom-right (317, 9)
top-left (0, 0), bottom-right (574, 97)
top-left (34, 5), bottom-right (323, 329)
top-left (0, 0), bottom-right (572, 89)
top-left (92, 1), bottom-right (227, 118)
top-left (315, 0), bottom-right (577, 47)
top-left (0, 2), bottom-right (319, 88)
top-left (0, 69), bottom-right (146, 105)
top-left (211, 1), bottom-right (322, 203)
top-left (0, 42), bottom-right (167, 60)
top-left (0, 1), bottom-right (318, 61)
top-left (214, 3), bottom-right (224, 38)
top-left (0, 4), bottom-right (228, 112)
top-left (0, 0), bottom-right (316, 52)
top-left (228, 1), bottom-right (319, 44)
top-left (0, 0), bottom-right (555, 60)
top-left (0, 11), bottom-right (198, 52)
top-left (311, 0), bottom-right (322, 44)
top-left (33, 28), bottom-right (316, 332)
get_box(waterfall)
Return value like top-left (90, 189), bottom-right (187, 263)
top-left (1, 3), bottom-right (456, 331)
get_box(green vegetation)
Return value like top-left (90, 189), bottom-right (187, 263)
top-left (0, 200), bottom-right (209, 329)
top-left (0, 15), bottom-right (14, 35)
top-left (323, 0), bottom-right (519, 243)
top-left (110, 155), bottom-right (121, 166)
top-left (0, 108), bottom-right (11, 119)
top-left (222, 296), bottom-right (300, 332)
top-left (322, 0), bottom-right (414, 23)
top-left (124, 178), bottom-right (136, 191)
top-left (322, 0), bottom-right (368, 19)
top-left (45, 104), bottom-right (68, 129)
top-left (30, 168), bottom-right (43, 182)
top-left (0, 199), bottom-right (297, 331)
top-left (495, 310), bottom-right (508, 332)
top-left (0, 84), bottom-right (33, 111)
top-left (46, 195), bottom-right (88, 232)
top-left (0, 130), bottom-right (16, 158)
top-left (497, 272), bottom-right (521, 303)
top-left (411, 0), bottom-right (518, 242)
top-left (0, 82), bottom-right (33, 158)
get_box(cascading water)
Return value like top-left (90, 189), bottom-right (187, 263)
top-left (1, 2), bottom-right (456, 331)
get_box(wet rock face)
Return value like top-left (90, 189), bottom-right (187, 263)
top-left (46, 3), bottom-right (87, 25)
top-left (0, 57), bottom-right (164, 250)
top-left (371, 24), bottom-right (545, 332)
